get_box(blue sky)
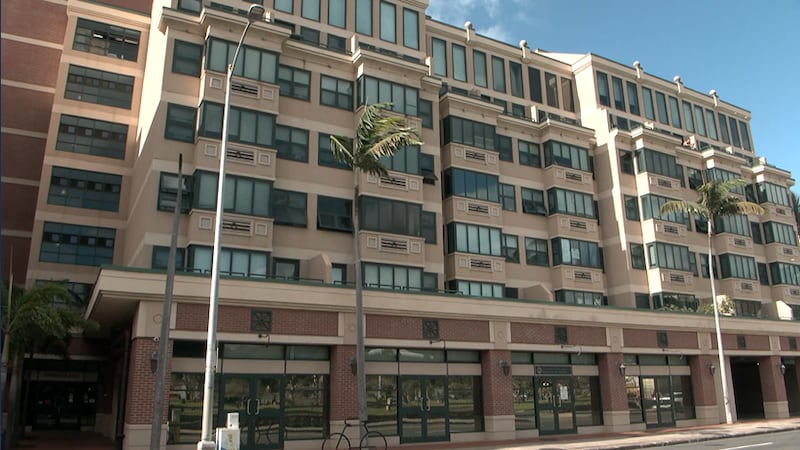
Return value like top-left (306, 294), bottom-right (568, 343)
top-left (427, 0), bottom-right (800, 191)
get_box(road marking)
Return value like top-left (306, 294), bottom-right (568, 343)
top-left (720, 443), bottom-right (773, 450)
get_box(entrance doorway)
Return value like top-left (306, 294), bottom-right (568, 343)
top-left (398, 376), bottom-right (449, 443)
top-left (640, 376), bottom-right (674, 427)
top-left (219, 375), bottom-right (283, 450)
top-left (535, 377), bottom-right (575, 435)
top-left (28, 381), bottom-right (96, 430)
top-left (731, 358), bottom-right (765, 419)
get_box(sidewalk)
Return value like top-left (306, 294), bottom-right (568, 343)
top-left (450, 417), bottom-right (800, 450)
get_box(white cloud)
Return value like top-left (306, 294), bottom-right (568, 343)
top-left (426, 0), bottom-right (530, 44)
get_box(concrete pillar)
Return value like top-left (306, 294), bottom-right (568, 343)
top-left (480, 349), bottom-right (514, 438)
top-left (329, 345), bottom-right (358, 421)
top-left (759, 355), bottom-right (789, 419)
top-left (597, 353), bottom-right (629, 431)
top-left (688, 354), bottom-right (719, 424)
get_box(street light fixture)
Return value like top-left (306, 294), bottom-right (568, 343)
top-left (197, 4), bottom-right (265, 450)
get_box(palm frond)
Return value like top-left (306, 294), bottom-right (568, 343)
top-left (659, 200), bottom-right (702, 217)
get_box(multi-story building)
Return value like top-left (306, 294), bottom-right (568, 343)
top-left (3, 0), bottom-right (799, 449)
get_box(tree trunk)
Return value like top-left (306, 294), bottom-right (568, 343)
top-left (708, 225), bottom-right (733, 424)
top-left (352, 171), bottom-right (368, 445)
top-left (4, 352), bottom-right (24, 450)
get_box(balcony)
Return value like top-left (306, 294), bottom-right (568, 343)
top-left (547, 215), bottom-right (599, 240)
top-left (718, 278), bottom-right (762, 300)
top-left (193, 137), bottom-right (277, 180)
top-left (359, 170), bottom-right (424, 204)
top-left (445, 253), bottom-right (506, 283)
top-left (442, 197), bottom-right (502, 227)
top-left (551, 266), bottom-right (604, 291)
top-left (359, 231), bottom-right (426, 267)
top-left (200, 71), bottom-right (279, 115)
top-left (441, 143), bottom-right (500, 175)
top-left (713, 234), bottom-right (753, 254)
top-left (764, 242), bottom-right (800, 263)
top-left (542, 165), bottom-right (593, 190)
top-left (187, 210), bottom-right (274, 250)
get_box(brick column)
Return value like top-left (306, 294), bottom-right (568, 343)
top-left (329, 345), bottom-right (358, 422)
top-left (759, 355), bottom-right (789, 418)
top-left (688, 355), bottom-right (719, 424)
top-left (124, 337), bottom-right (161, 446)
top-left (790, 357), bottom-right (800, 414)
top-left (480, 350), bottom-right (514, 438)
top-left (597, 353), bottom-right (629, 430)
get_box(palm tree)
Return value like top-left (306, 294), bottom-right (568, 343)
top-left (660, 178), bottom-right (764, 424)
top-left (329, 102), bottom-right (421, 442)
top-left (2, 281), bottom-right (98, 448)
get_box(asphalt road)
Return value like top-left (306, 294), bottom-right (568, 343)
top-left (659, 430), bottom-right (800, 449)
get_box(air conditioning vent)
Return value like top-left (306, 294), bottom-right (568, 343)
top-left (776, 208), bottom-right (787, 216)
top-left (222, 219), bottom-right (252, 234)
top-left (467, 202), bottom-right (490, 215)
top-left (227, 147), bottom-right (255, 164)
top-left (231, 81), bottom-right (259, 96)
top-left (783, 247), bottom-right (796, 256)
top-left (657, 178), bottom-right (673, 188)
top-left (740, 282), bottom-right (754, 291)
top-left (733, 238), bottom-right (747, 247)
top-left (669, 273), bottom-right (686, 284)
top-left (574, 270), bottom-right (592, 281)
top-left (379, 175), bottom-right (408, 189)
top-left (565, 172), bottom-right (583, 182)
top-left (465, 150), bottom-right (487, 162)
top-left (380, 237), bottom-right (408, 253)
top-left (570, 220), bottom-right (587, 230)
top-left (662, 224), bottom-right (679, 235)
top-left (469, 258), bottom-right (492, 271)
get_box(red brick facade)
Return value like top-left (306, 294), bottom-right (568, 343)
top-left (511, 323), bottom-right (606, 346)
top-left (175, 303), bottom-right (338, 336)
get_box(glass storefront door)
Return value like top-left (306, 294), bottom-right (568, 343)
top-left (220, 375), bottom-right (283, 450)
top-left (398, 376), bottom-right (449, 443)
top-left (535, 377), bottom-right (576, 435)
top-left (641, 376), bottom-right (675, 427)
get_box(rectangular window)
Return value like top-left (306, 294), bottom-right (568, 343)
top-left (273, 258), bottom-right (300, 279)
top-left (172, 40), bottom-right (203, 76)
top-left (620, 150), bottom-right (634, 174)
top-left (555, 290), bottom-right (603, 306)
top-left (194, 171), bottom-right (271, 217)
top-left (496, 135), bottom-right (512, 162)
top-left (446, 222), bottom-right (502, 256)
top-left (770, 262), bottom-right (800, 286)
top-left (355, 0), bottom-right (372, 35)
top-left (65, 65), bottom-right (133, 109)
top-left (714, 214), bottom-right (750, 237)
top-left (272, 189), bottom-right (307, 227)
top-left (528, 67), bottom-right (542, 103)
top-left (520, 188), bottom-right (546, 215)
top-left (358, 76), bottom-right (419, 116)
top-left (199, 102), bottom-right (275, 148)
top-left (630, 243), bottom-right (646, 269)
top-left (757, 182), bottom-right (791, 206)
top-left (317, 195), bottom-right (352, 233)
top-left (561, 77), bottom-right (575, 112)
top-left (275, 125), bottom-right (309, 162)
top-left (320, 75), bottom-right (353, 110)
top-left (668, 96), bottom-right (682, 128)
top-left (655, 91), bottom-right (669, 125)
top-left (682, 101), bottom-right (695, 133)
top-left (274, 0), bottom-right (293, 13)
top-left (647, 242), bottom-right (692, 272)
top-left (551, 238), bottom-right (602, 268)
top-left (332, 263), bottom-right (347, 285)
top-left (735, 300), bottom-right (761, 318)
top-left (206, 38), bottom-right (278, 84)
top-left (302, 0), bottom-right (320, 20)
top-left (739, 121), bottom-right (752, 151)
top-left (74, 18), bottom-right (140, 61)
top-left (157, 172), bottom-right (192, 213)
top-left (525, 237), bottom-right (549, 266)
top-left (636, 149), bottom-right (684, 183)
top-left (718, 112), bottom-right (731, 144)
top-left (328, 0), bottom-right (346, 27)
top-left (364, 263), bottom-right (423, 291)
top-left (278, 65), bottom-right (311, 101)
top-left (626, 81), bottom-right (640, 115)
top-left (705, 109), bottom-right (718, 140)
top-left (543, 140), bottom-right (591, 172)
top-left (641, 87), bottom-right (655, 120)
top-left (473, 50), bottom-right (488, 87)
top-left (432, 38), bottom-right (447, 77)
top-left (56, 114), bottom-right (128, 159)
top-left (420, 153), bottom-right (435, 184)
top-left (641, 194), bottom-right (689, 227)
top-left (544, 72), bottom-right (558, 108)
top-left (611, 76), bottom-right (625, 111)
top-left (729, 117), bottom-right (741, 147)
top-left (318, 133), bottom-right (351, 170)
top-left (491, 56), bottom-right (506, 92)
top-left (188, 246), bottom-right (269, 278)
top-left (758, 262), bottom-right (770, 285)
top-left (509, 62), bottom-right (524, 98)
top-left (518, 140), bottom-right (541, 167)
top-left (165, 103), bottom-right (197, 142)
top-left (402, 8), bottom-right (419, 49)
top-left (514, 377), bottom-right (535, 430)
top-left (177, 0), bottom-right (201, 13)
top-left (547, 188), bottom-right (596, 219)
top-left (441, 116), bottom-right (496, 151)
top-left (443, 168), bottom-right (499, 203)
top-left (421, 211), bottom-right (436, 244)
top-left (448, 280), bottom-right (503, 298)
top-left (379, 145), bottom-right (420, 175)
top-left (751, 222), bottom-right (763, 245)
top-left (763, 222), bottom-right (798, 246)
top-left (719, 253), bottom-right (757, 280)
top-left (419, 99), bottom-right (433, 128)
top-left (48, 167), bottom-right (121, 212)
top-left (596, 71), bottom-right (610, 107)
top-left (694, 105), bottom-right (706, 136)
top-left (379, 1), bottom-right (396, 42)
top-left (40, 222), bottom-right (115, 266)
top-left (326, 34), bottom-right (347, 53)
top-left (500, 183), bottom-right (516, 211)
top-left (502, 234), bottom-right (519, 263)
top-left (624, 195), bottom-right (640, 220)
top-left (361, 196), bottom-right (421, 237)
top-left (152, 246), bottom-right (186, 270)
top-left (451, 44), bottom-right (467, 82)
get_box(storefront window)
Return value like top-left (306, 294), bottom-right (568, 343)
top-left (168, 373), bottom-right (207, 444)
top-left (367, 375), bottom-right (398, 436)
top-left (574, 376), bottom-right (603, 426)
top-left (449, 376), bottom-right (484, 433)
top-left (671, 375), bottom-right (695, 420)
top-left (626, 376), bottom-right (644, 424)
top-left (513, 377), bottom-right (536, 430)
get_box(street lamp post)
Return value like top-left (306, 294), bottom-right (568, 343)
top-left (197, 4), bottom-right (265, 450)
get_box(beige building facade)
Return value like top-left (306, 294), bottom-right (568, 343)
top-left (3, 1), bottom-right (800, 449)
